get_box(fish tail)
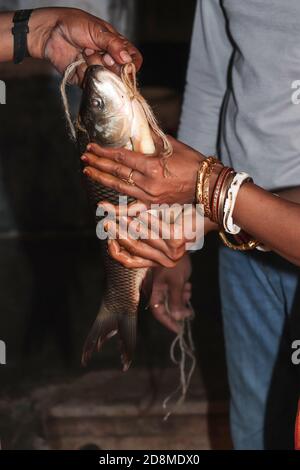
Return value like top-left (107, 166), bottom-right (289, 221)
top-left (81, 303), bottom-right (137, 371)
top-left (118, 315), bottom-right (137, 372)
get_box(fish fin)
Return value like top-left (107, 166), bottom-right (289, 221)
top-left (81, 304), bottom-right (118, 366)
top-left (81, 304), bottom-right (137, 371)
top-left (118, 315), bottom-right (137, 372)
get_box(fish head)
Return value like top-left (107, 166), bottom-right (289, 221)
top-left (79, 65), bottom-right (133, 147)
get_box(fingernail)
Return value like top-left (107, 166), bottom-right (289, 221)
top-left (86, 144), bottom-right (92, 151)
top-left (83, 168), bottom-right (90, 176)
top-left (104, 221), bottom-right (113, 233)
top-left (81, 154), bottom-right (88, 162)
top-left (103, 54), bottom-right (115, 66)
top-left (98, 202), bottom-right (109, 210)
top-left (84, 48), bottom-right (95, 56)
top-left (120, 50), bottom-right (131, 63)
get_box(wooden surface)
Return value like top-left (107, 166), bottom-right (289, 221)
top-left (43, 369), bottom-right (231, 450)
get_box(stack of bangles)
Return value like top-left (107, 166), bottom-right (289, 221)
top-left (196, 157), bottom-right (263, 251)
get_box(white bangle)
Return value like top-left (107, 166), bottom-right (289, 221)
top-left (223, 172), bottom-right (251, 234)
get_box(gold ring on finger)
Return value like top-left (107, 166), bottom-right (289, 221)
top-left (152, 303), bottom-right (163, 309)
top-left (127, 169), bottom-right (136, 186)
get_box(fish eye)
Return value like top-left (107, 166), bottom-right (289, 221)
top-left (91, 98), bottom-right (104, 109)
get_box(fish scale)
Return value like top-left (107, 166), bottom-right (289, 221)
top-left (84, 166), bottom-right (147, 314)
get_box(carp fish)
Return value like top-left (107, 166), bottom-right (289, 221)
top-left (72, 63), bottom-right (171, 371)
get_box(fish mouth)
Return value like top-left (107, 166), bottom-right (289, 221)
top-left (83, 65), bottom-right (106, 90)
top-left (85, 64), bottom-right (125, 91)
top-left (86, 64), bottom-right (107, 81)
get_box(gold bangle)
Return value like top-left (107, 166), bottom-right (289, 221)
top-left (211, 167), bottom-right (226, 224)
top-left (219, 230), bottom-right (259, 251)
top-left (202, 163), bottom-right (214, 218)
top-left (196, 157), bottom-right (219, 214)
top-left (202, 157), bottom-right (219, 218)
top-left (196, 159), bottom-right (210, 206)
top-left (202, 164), bottom-right (213, 218)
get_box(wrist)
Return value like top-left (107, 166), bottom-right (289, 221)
top-left (204, 217), bottom-right (218, 234)
top-left (232, 181), bottom-right (254, 224)
top-left (27, 8), bottom-right (59, 59)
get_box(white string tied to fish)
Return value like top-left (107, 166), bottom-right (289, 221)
top-left (60, 57), bottom-right (85, 140)
top-left (162, 301), bottom-right (196, 421)
top-left (120, 63), bottom-right (173, 174)
top-left (60, 58), bottom-right (196, 419)
top-left (60, 58), bottom-right (172, 173)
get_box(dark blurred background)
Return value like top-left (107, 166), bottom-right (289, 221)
top-left (0, 0), bottom-right (230, 450)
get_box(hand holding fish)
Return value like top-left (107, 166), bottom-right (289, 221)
top-left (82, 136), bottom-right (205, 206)
top-left (145, 256), bottom-right (193, 334)
top-left (0, 8), bottom-right (142, 84)
top-left (100, 199), bottom-right (194, 332)
top-left (30, 8), bottom-right (142, 83)
top-left (98, 200), bottom-right (217, 269)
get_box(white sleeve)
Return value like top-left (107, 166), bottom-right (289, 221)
top-left (178, 0), bottom-right (233, 155)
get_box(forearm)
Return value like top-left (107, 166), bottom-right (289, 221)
top-left (233, 183), bottom-right (300, 265)
top-left (277, 186), bottom-right (300, 204)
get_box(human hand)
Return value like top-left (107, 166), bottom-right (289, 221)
top-left (99, 200), bottom-right (217, 269)
top-left (82, 135), bottom-right (205, 206)
top-left (145, 255), bottom-right (193, 334)
top-left (27, 7), bottom-right (142, 84)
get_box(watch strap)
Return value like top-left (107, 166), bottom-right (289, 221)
top-left (12, 9), bottom-right (33, 64)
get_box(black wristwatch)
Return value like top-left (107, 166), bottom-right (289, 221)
top-left (11, 9), bottom-right (33, 64)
